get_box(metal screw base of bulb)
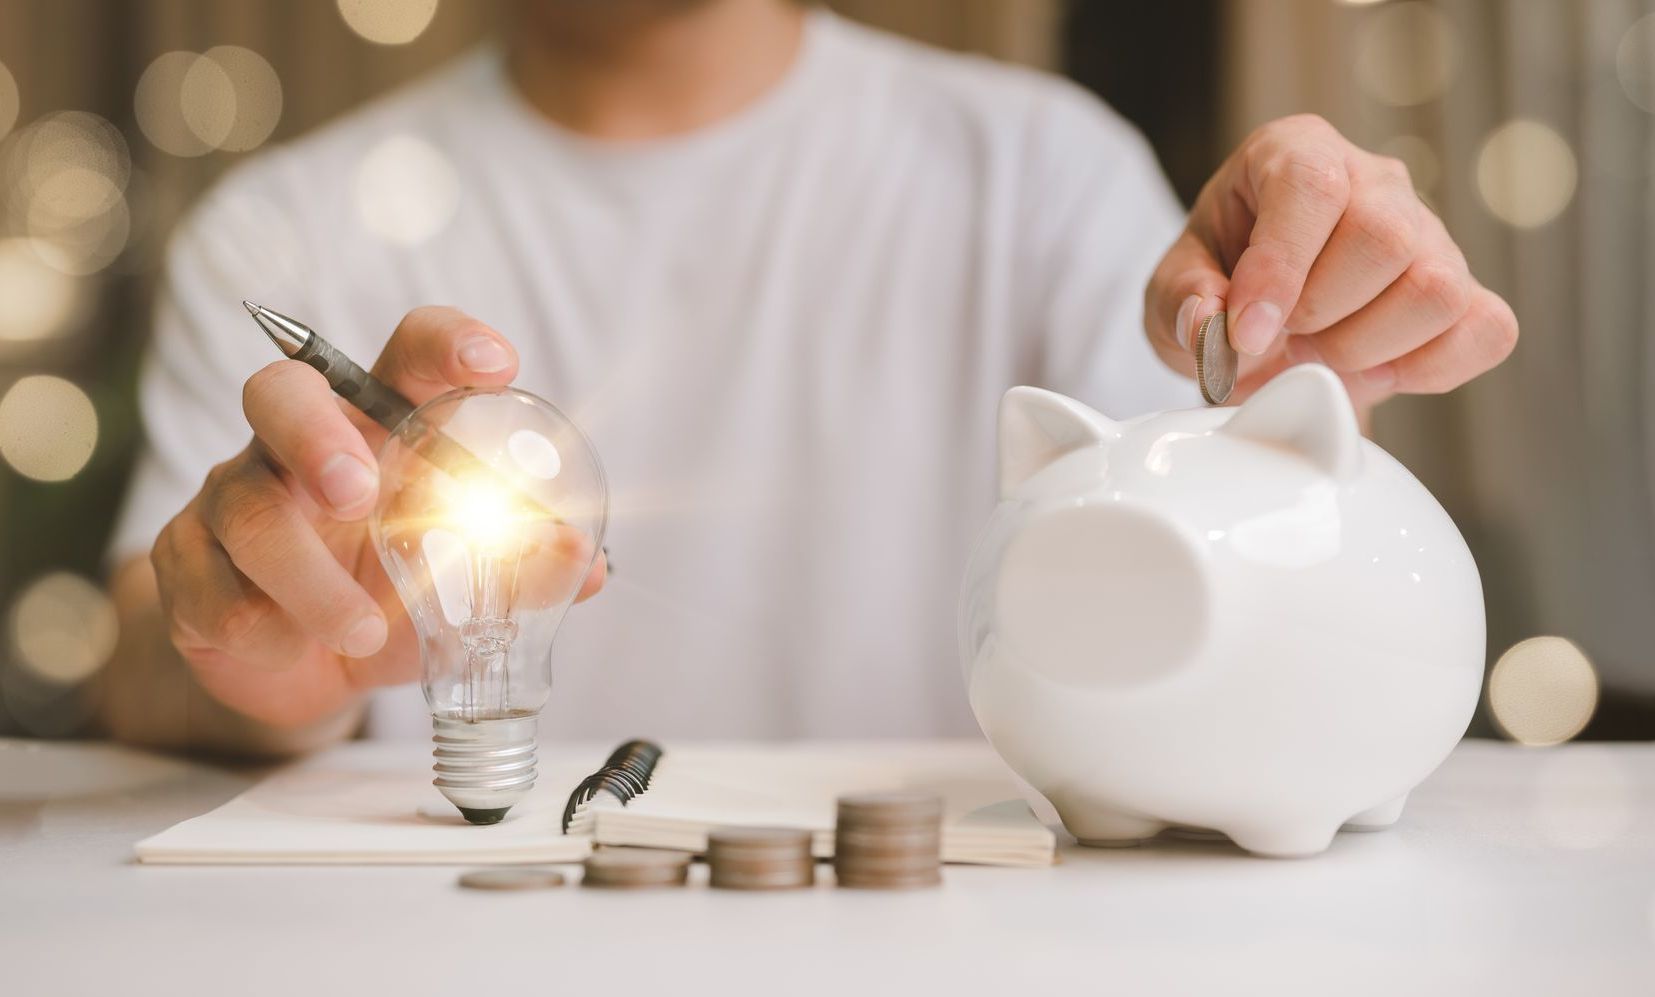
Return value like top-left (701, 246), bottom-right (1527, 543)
top-left (431, 712), bottom-right (538, 824)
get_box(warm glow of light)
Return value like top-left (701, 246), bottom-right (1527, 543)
top-left (27, 181), bottom-right (130, 276)
top-left (0, 375), bottom-right (98, 482)
top-left (0, 239), bottom-right (81, 342)
top-left (1489, 636), bottom-right (1597, 746)
top-left (338, 0), bottom-right (440, 45)
top-left (1616, 14), bottom-right (1655, 113)
top-left (354, 133), bottom-right (458, 246)
top-left (3, 111), bottom-right (133, 275)
top-left (9, 573), bottom-right (118, 684)
top-left (181, 45), bottom-right (283, 153)
top-left (449, 480), bottom-right (519, 550)
top-left (137, 52), bottom-right (211, 156)
top-left (1475, 120), bottom-right (1577, 229)
top-left (6, 111), bottom-right (130, 202)
top-left (1354, 2), bottom-right (1459, 106)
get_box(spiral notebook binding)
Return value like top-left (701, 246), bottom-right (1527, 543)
top-left (561, 739), bottom-right (664, 832)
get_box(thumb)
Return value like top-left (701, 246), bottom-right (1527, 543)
top-left (371, 306), bottom-right (519, 405)
top-left (1145, 228), bottom-right (1229, 368)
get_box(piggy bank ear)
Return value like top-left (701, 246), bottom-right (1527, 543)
top-left (1219, 364), bottom-right (1362, 481)
top-left (999, 387), bottom-right (1120, 498)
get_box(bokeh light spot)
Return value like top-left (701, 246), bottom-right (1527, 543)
top-left (0, 61), bottom-right (19, 142)
top-left (338, 0), bottom-right (440, 45)
top-left (1529, 747), bottom-right (1634, 850)
top-left (1354, 2), bottom-right (1459, 106)
top-left (8, 110), bottom-right (130, 199)
top-left (183, 46), bottom-right (283, 153)
top-left (0, 239), bottom-right (82, 342)
top-left (136, 52), bottom-right (214, 157)
top-left (1615, 13), bottom-right (1655, 113)
top-left (354, 133), bottom-right (459, 246)
top-left (0, 375), bottom-right (98, 482)
top-left (1475, 120), bottom-right (1577, 229)
top-left (9, 573), bottom-right (118, 685)
top-left (1, 111), bottom-right (133, 274)
top-left (1489, 635), bottom-right (1598, 746)
top-left (509, 429), bottom-right (561, 480)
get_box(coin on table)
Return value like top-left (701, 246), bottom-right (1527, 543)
top-left (581, 848), bottom-right (693, 888)
top-left (1195, 312), bottom-right (1238, 405)
top-left (457, 867), bottom-right (567, 891)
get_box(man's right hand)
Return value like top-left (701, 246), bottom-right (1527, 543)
top-left (148, 306), bottom-right (606, 730)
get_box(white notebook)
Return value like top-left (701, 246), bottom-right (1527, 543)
top-left (134, 742), bottom-right (597, 865)
top-left (135, 740), bottom-right (1055, 868)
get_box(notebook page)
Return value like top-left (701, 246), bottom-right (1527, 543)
top-left (135, 741), bottom-right (599, 865)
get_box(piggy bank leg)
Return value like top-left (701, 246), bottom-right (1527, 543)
top-left (1342, 793), bottom-right (1408, 832)
top-left (1052, 797), bottom-right (1167, 847)
top-left (1224, 821), bottom-right (1341, 859)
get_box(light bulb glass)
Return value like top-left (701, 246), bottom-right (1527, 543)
top-left (371, 387), bottom-right (607, 823)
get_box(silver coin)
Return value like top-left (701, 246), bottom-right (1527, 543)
top-left (1195, 312), bottom-right (1238, 405)
top-left (457, 867), bottom-right (567, 891)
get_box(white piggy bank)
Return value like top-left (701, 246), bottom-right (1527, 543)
top-left (960, 364), bottom-right (1484, 857)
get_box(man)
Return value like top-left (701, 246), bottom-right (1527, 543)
top-left (102, 0), bottom-right (1516, 756)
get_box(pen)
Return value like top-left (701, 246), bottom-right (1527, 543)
top-left (241, 302), bottom-right (608, 569)
top-left (242, 300), bottom-right (518, 504)
top-left (243, 301), bottom-right (417, 432)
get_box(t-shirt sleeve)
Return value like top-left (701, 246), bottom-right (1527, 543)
top-left (106, 162), bottom-right (317, 566)
top-left (1019, 82), bottom-right (1199, 419)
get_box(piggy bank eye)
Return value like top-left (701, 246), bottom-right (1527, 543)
top-left (995, 504), bottom-right (1208, 689)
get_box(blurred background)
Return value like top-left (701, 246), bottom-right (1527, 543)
top-left (0, 0), bottom-right (1647, 744)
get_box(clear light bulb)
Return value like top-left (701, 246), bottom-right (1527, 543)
top-left (370, 387), bottom-right (607, 825)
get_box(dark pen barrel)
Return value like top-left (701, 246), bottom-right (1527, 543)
top-left (291, 333), bottom-right (416, 433)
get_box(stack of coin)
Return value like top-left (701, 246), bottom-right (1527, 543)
top-left (706, 827), bottom-right (816, 890)
top-left (832, 791), bottom-right (943, 889)
top-left (580, 848), bottom-right (692, 889)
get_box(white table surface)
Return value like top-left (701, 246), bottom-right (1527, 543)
top-left (1, 737), bottom-right (1652, 996)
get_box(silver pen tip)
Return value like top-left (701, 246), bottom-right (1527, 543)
top-left (242, 300), bottom-right (311, 357)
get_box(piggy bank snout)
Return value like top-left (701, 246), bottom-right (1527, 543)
top-left (995, 503), bottom-right (1209, 689)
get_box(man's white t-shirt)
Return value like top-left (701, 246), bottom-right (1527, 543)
top-left (111, 11), bottom-right (1196, 741)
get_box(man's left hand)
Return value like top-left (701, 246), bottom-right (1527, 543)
top-left (1145, 114), bottom-right (1519, 411)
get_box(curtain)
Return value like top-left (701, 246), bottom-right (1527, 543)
top-left (1224, 0), bottom-right (1655, 731)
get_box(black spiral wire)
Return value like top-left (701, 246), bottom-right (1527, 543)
top-left (561, 739), bottom-right (664, 832)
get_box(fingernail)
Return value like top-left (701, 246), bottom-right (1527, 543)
top-left (318, 454), bottom-right (377, 512)
top-left (341, 615), bottom-right (387, 658)
top-left (1231, 301), bottom-right (1283, 356)
top-left (1174, 295), bottom-right (1201, 351)
top-left (1284, 335), bottom-right (1321, 365)
top-left (1360, 364), bottom-right (1397, 392)
top-left (459, 336), bottom-right (511, 373)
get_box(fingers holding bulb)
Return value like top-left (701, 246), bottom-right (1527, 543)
top-left (372, 306), bottom-right (519, 405)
